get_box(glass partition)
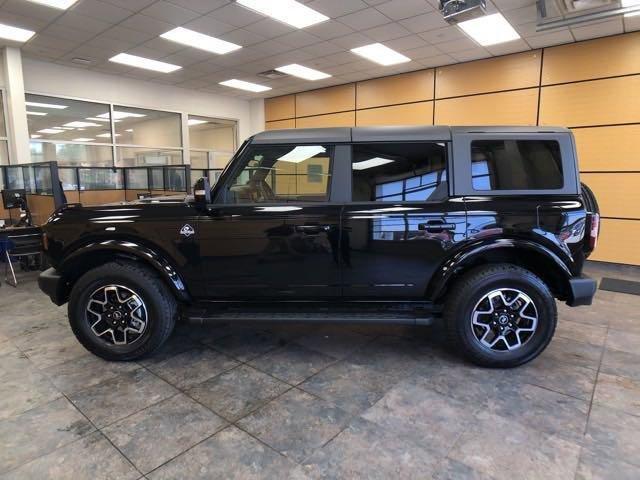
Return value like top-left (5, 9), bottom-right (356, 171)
top-left (78, 168), bottom-right (124, 190)
top-left (117, 147), bottom-right (182, 167)
top-left (114, 106), bottom-right (181, 149)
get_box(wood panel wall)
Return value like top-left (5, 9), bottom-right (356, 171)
top-left (264, 32), bottom-right (640, 266)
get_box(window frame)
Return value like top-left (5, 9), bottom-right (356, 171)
top-left (216, 142), bottom-right (342, 206)
top-left (452, 132), bottom-right (579, 196)
top-left (347, 141), bottom-right (452, 204)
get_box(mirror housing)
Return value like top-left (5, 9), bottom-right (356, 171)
top-left (193, 177), bottom-right (211, 210)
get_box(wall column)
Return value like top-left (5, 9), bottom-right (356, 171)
top-left (2, 47), bottom-right (29, 165)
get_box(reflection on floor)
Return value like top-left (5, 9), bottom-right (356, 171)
top-left (0, 261), bottom-right (639, 479)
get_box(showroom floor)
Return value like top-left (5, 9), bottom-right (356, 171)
top-left (0, 263), bottom-right (639, 479)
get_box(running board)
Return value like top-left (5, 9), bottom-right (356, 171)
top-left (183, 308), bottom-right (436, 326)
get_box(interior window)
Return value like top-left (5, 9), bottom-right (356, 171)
top-left (352, 142), bottom-right (448, 203)
top-left (471, 140), bottom-right (563, 190)
top-left (225, 144), bottom-right (332, 204)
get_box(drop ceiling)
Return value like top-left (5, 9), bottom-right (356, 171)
top-left (1, 0), bottom-right (638, 100)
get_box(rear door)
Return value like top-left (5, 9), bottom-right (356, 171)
top-left (341, 141), bottom-right (466, 299)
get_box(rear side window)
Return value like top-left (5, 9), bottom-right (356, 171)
top-left (471, 140), bottom-right (563, 191)
top-left (352, 142), bottom-right (448, 202)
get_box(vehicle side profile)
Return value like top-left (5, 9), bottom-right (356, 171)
top-left (38, 126), bottom-right (600, 367)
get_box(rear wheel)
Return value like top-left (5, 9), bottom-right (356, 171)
top-left (68, 261), bottom-right (177, 361)
top-left (444, 264), bottom-right (556, 368)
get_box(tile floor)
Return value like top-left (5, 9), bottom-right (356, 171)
top-left (0, 262), bottom-right (638, 479)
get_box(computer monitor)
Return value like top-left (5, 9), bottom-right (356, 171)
top-left (1, 189), bottom-right (27, 209)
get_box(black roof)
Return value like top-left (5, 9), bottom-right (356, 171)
top-left (251, 125), bottom-right (570, 144)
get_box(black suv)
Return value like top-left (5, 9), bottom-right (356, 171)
top-left (38, 126), bottom-right (600, 368)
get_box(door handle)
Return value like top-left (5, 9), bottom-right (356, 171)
top-left (418, 222), bottom-right (456, 232)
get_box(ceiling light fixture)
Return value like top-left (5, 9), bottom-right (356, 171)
top-left (188, 119), bottom-right (209, 126)
top-left (38, 128), bottom-right (65, 134)
top-left (275, 64), bottom-right (331, 80)
top-left (109, 53), bottom-right (181, 73)
top-left (622, 0), bottom-right (640, 17)
top-left (86, 117), bottom-right (121, 123)
top-left (95, 111), bottom-right (146, 120)
top-left (30, 134), bottom-right (42, 139)
top-left (161, 27), bottom-right (242, 54)
top-left (353, 157), bottom-right (395, 170)
top-left (278, 146), bottom-right (326, 163)
top-left (26, 101), bottom-right (68, 109)
top-left (0, 23), bottom-right (35, 42)
top-left (26, 0), bottom-right (78, 9)
top-left (236, 0), bottom-right (329, 29)
top-left (219, 79), bottom-right (271, 92)
top-left (27, 111), bottom-right (47, 116)
top-left (457, 12), bottom-right (520, 46)
top-left (351, 43), bottom-right (411, 66)
top-left (63, 121), bottom-right (101, 128)
top-left (72, 138), bottom-right (94, 142)
top-left (96, 133), bottom-right (121, 138)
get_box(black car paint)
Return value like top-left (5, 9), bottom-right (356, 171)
top-left (39, 127), bottom-right (595, 309)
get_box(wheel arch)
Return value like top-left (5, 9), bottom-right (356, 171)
top-left (426, 239), bottom-right (573, 304)
top-left (56, 239), bottom-right (191, 305)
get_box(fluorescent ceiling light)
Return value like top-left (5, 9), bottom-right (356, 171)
top-left (26, 0), bottom-right (78, 9)
top-left (351, 43), bottom-right (410, 66)
top-left (27, 111), bottom-right (47, 116)
top-left (63, 121), bottom-right (101, 128)
top-left (126, 129), bottom-right (133, 132)
top-left (219, 79), bottom-right (271, 92)
top-left (275, 64), bottom-right (330, 81)
top-left (237, 0), bottom-right (329, 29)
top-left (622, 0), bottom-right (640, 17)
top-left (96, 133), bottom-right (120, 138)
top-left (86, 117), bottom-right (121, 123)
top-left (72, 138), bottom-right (94, 142)
top-left (188, 119), bottom-right (208, 126)
top-left (255, 206), bottom-right (303, 212)
top-left (0, 23), bottom-right (35, 42)
top-left (353, 157), bottom-right (394, 170)
top-left (109, 53), bottom-right (181, 73)
top-left (278, 146), bottom-right (326, 164)
top-left (457, 13), bottom-right (520, 46)
top-left (96, 111), bottom-right (146, 120)
top-left (38, 128), bottom-right (65, 134)
top-left (59, 127), bottom-right (75, 130)
top-left (26, 101), bottom-right (68, 110)
top-left (161, 27), bottom-right (242, 54)
top-left (30, 134), bottom-right (42, 139)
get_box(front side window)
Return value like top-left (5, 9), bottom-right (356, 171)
top-left (471, 140), bottom-right (563, 191)
top-left (352, 142), bottom-right (448, 203)
top-left (225, 145), bottom-right (332, 204)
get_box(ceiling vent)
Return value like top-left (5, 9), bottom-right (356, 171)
top-left (257, 69), bottom-right (289, 80)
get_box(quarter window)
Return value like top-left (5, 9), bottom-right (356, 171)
top-left (225, 145), bottom-right (332, 204)
top-left (352, 143), bottom-right (448, 203)
top-left (471, 140), bottom-right (563, 191)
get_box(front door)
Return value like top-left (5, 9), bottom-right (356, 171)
top-left (195, 142), bottom-right (341, 299)
top-left (341, 141), bottom-right (466, 298)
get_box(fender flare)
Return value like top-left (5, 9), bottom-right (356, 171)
top-left (63, 239), bottom-right (190, 302)
top-left (426, 238), bottom-right (573, 302)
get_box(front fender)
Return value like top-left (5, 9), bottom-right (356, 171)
top-left (63, 239), bottom-right (190, 302)
top-left (426, 238), bottom-right (572, 302)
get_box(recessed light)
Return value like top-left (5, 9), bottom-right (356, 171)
top-left (38, 128), bottom-right (65, 134)
top-left (125, 129), bottom-right (133, 132)
top-left (236, 0), bottom-right (329, 29)
top-left (0, 23), bottom-right (35, 42)
top-left (622, 0), bottom-right (640, 17)
top-left (26, 0), bottom-right (78, 9)
top-left (95, 111), bottom-right (146, 120)
top-left (219, 79), bottom-right (271, 93)
top-left (188, 119), bottom-right (208, 126)
top-left (109, 53), bottom-right (181, 73)
top-left (86, 117), bottom-right (121, 123)
top-left (72, 138), bottom-right (94, 142)
top-left (96, 133), bottom-right (120, 138)
top-left (275, 64), bottom-right (331, 81)
top-left (27, 111), bottom-right (47, 116)
top-left (457, 13), bottom-right (520, 46)
top-left (30, 134), bottom-right (42, 139)
top-left (351, 43), bottom-right (411, 66)
top-left (63, 121), bottom-right (101, 128)
top-left (161, 27), bottom-right (242, 55)
top-left (26, 101), bottom-right (68, 109)
top-left (353, 157), bottom-right (395, 170)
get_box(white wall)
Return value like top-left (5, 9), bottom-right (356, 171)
top-left (21, 58), bottom-right (263, 143)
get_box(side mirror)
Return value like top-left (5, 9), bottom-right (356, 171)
top-left (193, 177), bottom-right (211, 210)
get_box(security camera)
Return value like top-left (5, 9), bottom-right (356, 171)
top-left (440, 0), bottom-right (487, 23)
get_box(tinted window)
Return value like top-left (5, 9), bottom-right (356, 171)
top-left (352, 143), bottom-right (447, 202)
top-left (471, 140), bottom-right (563, 191)
top-left (225, 145), bottom-right (331, 204)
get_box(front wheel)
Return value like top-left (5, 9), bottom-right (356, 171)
top-left (444, 264), bottom-right (557, 368)
top-left (68, 261), bottom-right (177, 361)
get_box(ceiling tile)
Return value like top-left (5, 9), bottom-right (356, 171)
top-left (307, 0), bottom-right (368, 17)
top-left (485, 38), bottom-right (531, 56)
top-left (435, 37), bottom-right (478, 53)
top-left (402, 44), bottom-right (443, 60)
top-left (165, 0), bottom-right (229, 14)
top-left (492, 0), bottom-right (535, 11)
top-left (362, 22), bottom-right (412, 41)
top-left (56, 11), bottom-right (114, 33)
top-left (102, 25), bottom-right (156, 44)
top-left (1, 0), bottom-right (61, 23)
top-left (571, 18), bottom-right (623, 41)
top-left (207, 3), bottom-right (265, 27)
top-left (0, 11), bottom-right (49, 31)
top-left (399, 11), bottom-right (449, 33)
top-left (375, 0), bottom-right (433, 21)
top-left (502, 4), bottom-right (537, 26)
top-left (386, 34), bottom-right (430, 51)
top-left (39, 23), bottom-right (97, 43)
top-left (274, 30), bottom-right (322, 48)
top-left (219, 28), bottom-right (267, 46)
top-left (524, 28), bottom-right (573, 48)
top-left (139, 1), bottom-right (201, 25)
top-left (301, 41), bottom-right (344, 57)
top-left (251, 39), bottom-right (294, 55)
top-left (183, 14), bottom-right (236, 36)
top-left (243, 18), bottom-right (295, 38)
top-left (143, 37), bottom-right (187, 55)
top-left (338, 7), bottom-right (390, 30)
top-left (101, 0), bottom-right (156, 12)
top-left (72, 0), bottom-right (133, 24)
top-left (331, 32), bottom-right (373, 49)
top-left (119, 13), bottom-right (175, 36)
top-left (450, 47), bottom-right (490, 62)
top-left (418, 25), bottom-right (466, 44)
